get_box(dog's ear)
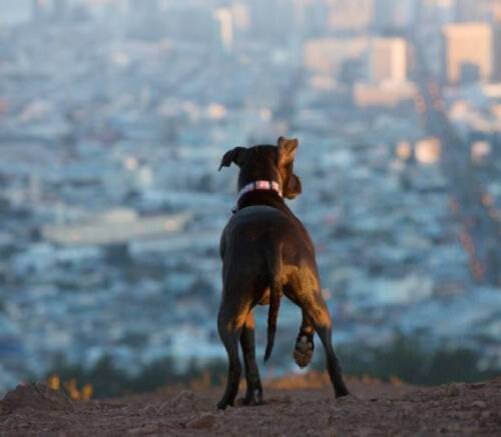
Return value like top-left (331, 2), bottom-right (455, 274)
top-left (285, 174), bottom-right (302, 199)
top-left (277, 137), bottom-right (299, 165)
top-left (218, 147), bottom-right (247, 171)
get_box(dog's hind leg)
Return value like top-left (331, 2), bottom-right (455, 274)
top-left (293, 311), bottom-right (315, 368)
top-left (284, 291), bottom-right (315, 368)
top-left (315, 317), bottom-right (350, 398)
top-left (311, 296), bottom-right (349, 398)
top-left (217, 306), bottom-right (246, 410)
top-left (291, 289), bottom-right (349, 398)
top-left (239, 311), bottom-right (263, 405)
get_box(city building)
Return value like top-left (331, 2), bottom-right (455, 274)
top-left (161, 2), bottom-right (215, 42)
top-left (247, 0), bottom-right (302, 42)
top-left (292, 0), bottom-right (329, 37)
top-left (443, 23), bottom-right (493, 84)
top-left (42, 210), bottom-right (192, 247)
top-left (303, 37), bottom-right (368, 75)
top-left (372, 0), bottom-right (414, 32)
top-left (230, 2), bottom-right (251, 33)
top-left (493, 13), bottom-right (501, 82)
top-left (417, 0), bottom-right (456, 30)
top-left (52, 0), bottom-right (68, 20)
top-left (455, 0), bottom-right (492, 23)
top-left (126, 0), bottom-right (165, 40)
top-left (213, 8), bottom-right (234, 54)
top-left (32, 0), bottom-right (49, 22)
top-left (353, 81), bottom-right (417, 107)
top-left (370, 37), bottom-right (409, 84)
top-left (326, 0), bottom-right (373, 32)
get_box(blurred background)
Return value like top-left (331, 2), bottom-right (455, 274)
top-left (0, 0), bottom-right (500, 397)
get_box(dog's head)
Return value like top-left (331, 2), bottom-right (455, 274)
top-left (219, 137), bottom-right (302, 199)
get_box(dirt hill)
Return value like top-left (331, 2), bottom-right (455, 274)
top-left (1, 374), bottom-right (500, 436)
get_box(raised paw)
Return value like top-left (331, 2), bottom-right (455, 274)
top-left (293, 334), bottom-right (314, 368)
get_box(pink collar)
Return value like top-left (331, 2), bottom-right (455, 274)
top-left (234, 180), bottom-right (282, 211)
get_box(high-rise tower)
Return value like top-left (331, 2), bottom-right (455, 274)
top-left (443, 23), bottom-right (493, 84)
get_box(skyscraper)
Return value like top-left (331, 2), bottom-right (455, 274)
top-left (370, 37), bottom-right (408, 84)
top-left (213, 8), bottom-right (234, 54)
top-left (443, 23), bottom-right (493, 84)
top-left (493, 7), bottom-right (501, 82)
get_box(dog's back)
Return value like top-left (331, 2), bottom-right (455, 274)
top-left (220, 205), bottom-right (318, 360)
top-left (221, 205), bottom-right (314, 268)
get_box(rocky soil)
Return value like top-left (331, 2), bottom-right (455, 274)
top-left (1, 373), bottom-right (500, 436)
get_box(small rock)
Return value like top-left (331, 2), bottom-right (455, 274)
top-left (471, 401), bottom-right (486, 409)
top-left (141, 404), bottom-right (159, 417)
top-left (187, 413), bottom-right (216, 429)
top-left (160, 390), bottom-right (196, 414)
top-left (445, 384), bottom-right (460, 397)
top-left (469, 382), bottom-right (486, 390)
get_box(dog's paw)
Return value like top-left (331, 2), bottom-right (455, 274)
top-left (293, 335), bottom-right (314, 368)
top-left (217, 397), bottom-right (234, 410)
top-left (237, 389), bottom-right (263, 407)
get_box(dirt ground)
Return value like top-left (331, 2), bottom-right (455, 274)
top-left (1, 373), bottom-right (500, 436)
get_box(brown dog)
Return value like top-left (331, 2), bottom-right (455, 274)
top-left (217, 137), bottom-right (349, 410)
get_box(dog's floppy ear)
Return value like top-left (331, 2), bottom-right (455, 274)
top-left (218, 147), bottom-right (247, 171)
top-left (285, 174), bottom-right (302, 199)
top-left (277, 137), bottom-right (299, 165)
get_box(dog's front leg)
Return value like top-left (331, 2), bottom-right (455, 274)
top-left (217, 305), bottom-right (246, 410)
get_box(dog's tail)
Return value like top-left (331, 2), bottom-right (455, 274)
top-left (264, 242), bottom-right (283, 363)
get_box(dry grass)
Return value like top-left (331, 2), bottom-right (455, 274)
top-left (47, 375), bottom-right (93, 400)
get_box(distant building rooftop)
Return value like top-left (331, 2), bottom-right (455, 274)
top-left (42, 210), bottom-right (192, 247)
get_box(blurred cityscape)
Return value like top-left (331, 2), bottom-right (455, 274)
top-left (0, 0), bottom-right (500, 392)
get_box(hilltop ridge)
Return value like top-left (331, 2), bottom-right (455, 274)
top-left (1, 373), bottom-right (500, 436)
